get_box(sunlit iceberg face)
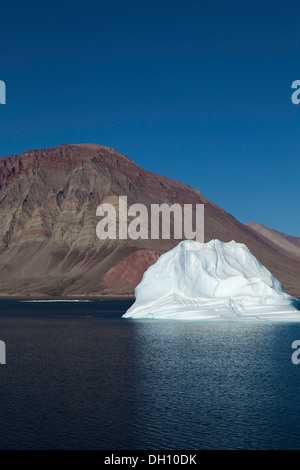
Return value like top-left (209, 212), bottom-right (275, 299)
top-left (123, 240), bottom-right (300, 321)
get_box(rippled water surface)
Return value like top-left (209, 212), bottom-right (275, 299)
top-left (0, 299), bottom-right (300, 449)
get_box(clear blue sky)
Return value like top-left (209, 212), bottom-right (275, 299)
top-left (1, 0), bottom-right (300, 235)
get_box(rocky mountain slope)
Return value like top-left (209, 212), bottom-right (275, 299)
top-left (246, 222), bottom-right (300, 257)
top-left (0, 143), bottom-right (299, 297)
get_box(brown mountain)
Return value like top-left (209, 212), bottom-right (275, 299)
top-left (245, 222), bottom-right (300, 258)
top-left (0, 143), bottom-right (299, 297)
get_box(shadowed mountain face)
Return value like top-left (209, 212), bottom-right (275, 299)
top-left (0, 144), bottom-right (299, 297)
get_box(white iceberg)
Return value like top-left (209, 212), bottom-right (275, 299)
top-left (123, 239), bottom-right (300, 321)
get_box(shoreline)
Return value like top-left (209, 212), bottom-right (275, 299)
top-left (0, 295), bottom-right (135, 301)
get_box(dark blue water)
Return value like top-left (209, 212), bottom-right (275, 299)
top-left (0, 299), bottom-right (300, 450)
